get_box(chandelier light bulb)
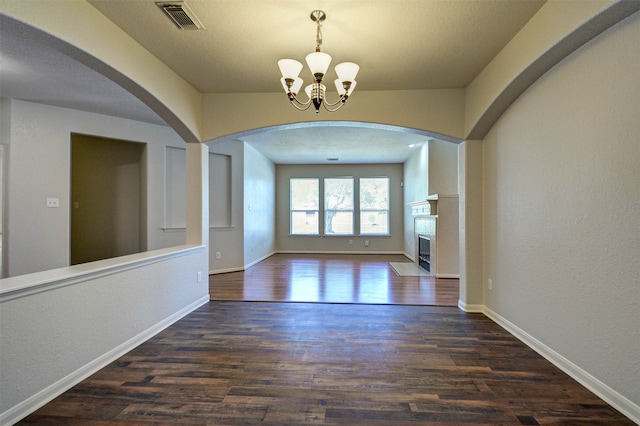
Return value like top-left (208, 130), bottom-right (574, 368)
top-left (278, 59), bottom-right (303, 79)
top-left (305, 52), bottom-right (332, 82)
top-left (335, 62), bottom-right (359, 82)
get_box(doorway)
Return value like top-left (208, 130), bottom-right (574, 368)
top-left (70, 134), bottom-right (146, 265)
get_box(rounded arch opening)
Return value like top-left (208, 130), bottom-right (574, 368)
top-left (205, 121), bottom-right (463, 165)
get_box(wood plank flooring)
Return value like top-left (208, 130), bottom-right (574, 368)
top-left (210, 254), bottom-right (459, 306)
top-left (19, 302), bottom-right (633, 425)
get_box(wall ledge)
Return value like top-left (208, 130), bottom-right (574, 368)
top-left (0, 245), bottom-right (205, 302)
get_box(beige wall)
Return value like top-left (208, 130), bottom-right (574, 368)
top-left (202, 89), bottom-right (466, 144)
top-left (2, 99), bottom-right (188, 276)
top-left (71, 134), bottom-right (144, 264)
top-left (482, 11), bottom-right (640, 413)
top-left (428, 140), bottom-right (458, 195)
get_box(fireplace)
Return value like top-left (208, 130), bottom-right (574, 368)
top-left (418, 234), bottom-right (430, 272)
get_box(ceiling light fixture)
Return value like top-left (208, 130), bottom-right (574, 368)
top-left (278, 10), bottom-right (359, 114)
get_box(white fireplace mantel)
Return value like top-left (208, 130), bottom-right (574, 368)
top-left (408, 194), bottom-right (440, 216)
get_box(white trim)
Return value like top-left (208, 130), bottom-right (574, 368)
top-left (244, 251), bottom-right (276, 270)
top-left (276, 250), bottom-right (406, 255)
top-left (160, 227), bottom-right (186, 232)
top-left (209, 266), bottom-right (245, 275)
top-left (483, 306), bottom-right (640, 424)
top-left (0, 295), bottom-right (210, 426)
top-left (457, 300), bottom-right (483, 312)
top-left (436, 273), bottom-right (460, 279)
top-left (209, 251), bottom-right (418, 276)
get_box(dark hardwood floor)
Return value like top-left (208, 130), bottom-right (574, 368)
top-left (210, 253), bottom-right (459, 306)
top-left (18, 255), bottom-right (633, 424)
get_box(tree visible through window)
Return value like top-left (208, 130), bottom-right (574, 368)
top-left (360, 177), bottom-right (389, 235)
top-left (290, 178), bottom-right (319, 235)
top-left (324, 177), bottom-right (353, 235)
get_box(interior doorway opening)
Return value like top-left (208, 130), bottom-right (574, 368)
top-left (70, 134), bottom-right (147, 265)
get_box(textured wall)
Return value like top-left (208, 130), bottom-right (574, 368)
top-left (483, 11), bottom-right (640, 409)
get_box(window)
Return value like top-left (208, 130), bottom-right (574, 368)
top-left (290, 178), bottom-right (319, 235)
top-left (289, 176), bottom-right (390, 237)
top-left (324, 177), bottom-right (354, 235)
top-left (360, 177), bottom-right (389, 235)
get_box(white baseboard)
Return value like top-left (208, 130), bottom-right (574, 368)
top-left (209, 251), bottom-right (410, 276)
top-left (276, 250), bottom-right (406, 255)
top-left (209, 266), bottom-right (245, 275)
top-left (437, 273), bottom-right (460, 279)
top-left (1, 295), bottom-right (210, 426)
top-left (483, 306), bottom-right (640, 424)
top-left (209, 252), bottom-right (278, 275)
top-left (457, 300), bottom-right (484, 312)
top-left (244, 251), bottom-right (276, 270)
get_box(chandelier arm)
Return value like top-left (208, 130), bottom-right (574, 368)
top-left (289, 93), bottom-right (312, 107)
top-left (322, 95), bottom-right (348, 107)
top-left (322, 100), bottom-right (348, 112)
top-left (288, 96), bottom-right (313, 111)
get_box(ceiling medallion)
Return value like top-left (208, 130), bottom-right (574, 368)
top-left (278, 10), bottom-right (359, 113)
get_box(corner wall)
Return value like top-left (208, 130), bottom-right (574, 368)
top-left (208, 139), bottom-right (245, 273)
top-left (403, 143), bottom-right (429, 258)
top-left (243, 142), bottom-right (276, 266)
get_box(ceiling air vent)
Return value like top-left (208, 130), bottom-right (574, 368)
top-left (156, 1), bottom-right (204, 30)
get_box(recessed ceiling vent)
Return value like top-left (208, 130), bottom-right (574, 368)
top-left (156, 1), bottom-right (204, 30)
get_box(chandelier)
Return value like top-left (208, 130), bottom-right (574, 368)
top-left (278, 10), bottom-right (359, 113)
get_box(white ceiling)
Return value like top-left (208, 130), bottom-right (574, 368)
top-left (0, 0), bottom-right (546, 163)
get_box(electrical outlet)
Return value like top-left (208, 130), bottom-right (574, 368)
top-left (349, 240), bottom-right (353, 245)
top-left (46, 198), bottom-right (59, 208)
top-left (488, 278), bottom-right (493, 291)
top-left (197, 271), bottom-right (202, 283)
top-left (364, 240), bottom-right (369, 247)
top-left (215, 252), bottom-right (221, 259)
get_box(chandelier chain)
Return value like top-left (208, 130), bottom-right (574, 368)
top-left (315, 17), bottom-right (323, 52)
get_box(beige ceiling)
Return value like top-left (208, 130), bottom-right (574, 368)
top-left (88, 0), bottom-right (546, 93)
top-left (1, 0), bottom-right (547, 163)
